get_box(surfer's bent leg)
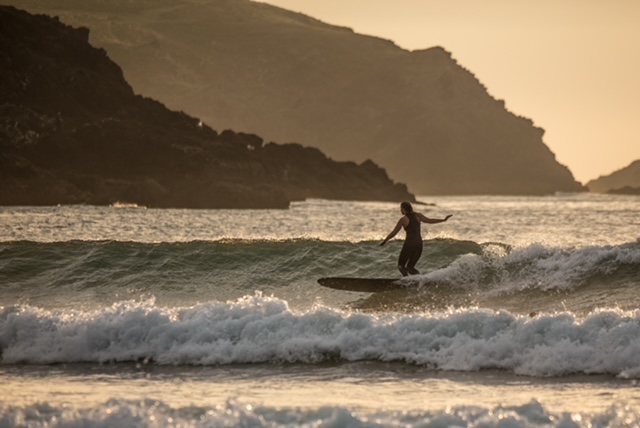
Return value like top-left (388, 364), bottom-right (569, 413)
top-left (405, 242), bottom-right (423, 276)
top-left (398, 243), bottom-right (411, 276)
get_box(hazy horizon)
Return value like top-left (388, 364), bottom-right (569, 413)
top-left (257, 0), bottom-right (640, 184)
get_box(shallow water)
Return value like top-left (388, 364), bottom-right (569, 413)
top-left (3, 363), bottom-right (639, 413)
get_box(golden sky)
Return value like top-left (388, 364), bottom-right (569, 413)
top-left (257, 0), bottom-right (640, 183)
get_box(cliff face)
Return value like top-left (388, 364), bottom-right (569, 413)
top-left (586, 160), bottom-right (640, 194)
top-left (0, 6), bottom-right (414, 208)
top-left (5, 0), bottom-right (585, 195)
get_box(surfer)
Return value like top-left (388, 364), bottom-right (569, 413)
top-left (380, 201), bottom-right (452, 276)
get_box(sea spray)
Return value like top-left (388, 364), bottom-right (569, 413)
top-left (2, 295), bottom-right (640, 378)
top-left (422, 240), bottom-right (640, 291)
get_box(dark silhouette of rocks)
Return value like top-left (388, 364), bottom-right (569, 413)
top-left (607, 187), bottom-right (640, 196)
top-left (0, 6), bottom-right (414, 208)
top-left (5, 0), bottom-right (585, 195)
top-left (586, 160), bottom-right (640, 195)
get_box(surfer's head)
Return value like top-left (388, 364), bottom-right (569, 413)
top-left (400, 201), bottom-right (413, 214)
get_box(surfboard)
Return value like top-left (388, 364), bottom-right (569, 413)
top-left (317, 277), bottom-right (417, 293)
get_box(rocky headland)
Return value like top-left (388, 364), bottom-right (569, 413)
top-left (0, 6), bottom-right (414, 208)
top-left (586, 160), bottom-right (640, 195)
top-left (5, 0), bottom-right (586, 195)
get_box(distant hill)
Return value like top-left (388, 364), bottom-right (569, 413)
top-left (0, 6), bottom-right (414, 208)
top-left (4, 0), bottom-right (585, 195)
top-left (586, 160), bottom-right (640, 195)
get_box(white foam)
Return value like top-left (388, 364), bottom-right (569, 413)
top-left (422, 241), bottom-right (640, 292)
top-left (2, 295), bottom-right (640, 378)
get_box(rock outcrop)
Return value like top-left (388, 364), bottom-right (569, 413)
top-left (586, 160), bottom-right (640, 195)
top-left (4, 0), bottom-right (586, 195)
top-left (0, 6), bottom-right (414, 208)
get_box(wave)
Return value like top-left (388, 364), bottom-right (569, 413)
top-left (375, 239), bottom-right (640, 315)
top-left (1, 239), bottom-right (638, 313)
top-left (0, 238), bottom-right (479, 306)
top-left (2, 295), bottom-right (640, 378)
top-left (0, 398), bottom-right (637, 427)
top-left (2, 238), bottom-right (638, 288)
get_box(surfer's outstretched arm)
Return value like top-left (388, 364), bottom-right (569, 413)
top-left (417, 213), bottom-right (452, 224)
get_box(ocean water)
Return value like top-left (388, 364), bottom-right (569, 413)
top-left (1, 194), bottom-right (640, 427)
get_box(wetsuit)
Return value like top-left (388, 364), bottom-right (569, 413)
top-left (398, 213), bottom-right (422, 276)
